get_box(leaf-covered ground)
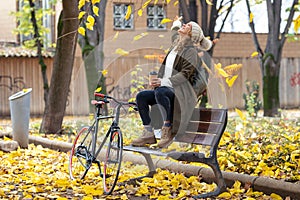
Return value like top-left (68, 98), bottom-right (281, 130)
top-left (0, 110), bottom-right (299, 199)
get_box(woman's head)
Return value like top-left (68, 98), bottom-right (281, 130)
top-left (178, 21), bottom-right (212, 51)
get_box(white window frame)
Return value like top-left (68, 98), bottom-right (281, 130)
top-left (147, 4), bottom-right (166, 30)
top-left (113, 3), bottom-right (134, 30)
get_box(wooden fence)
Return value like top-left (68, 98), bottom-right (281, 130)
top-left (1, 55), bottom-right (299, 117)
top-left (0, 56), bottom-right (89, 117)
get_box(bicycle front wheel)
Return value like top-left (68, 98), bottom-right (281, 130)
top-left (103, 129), bottom-right (123, 195)
top-left (69, 126), bottom-right (95, 180)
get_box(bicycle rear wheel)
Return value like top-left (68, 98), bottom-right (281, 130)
top-left (69, 126), bottom-right (96, 180)
top-left (103, 129), bottom-right (123, 195)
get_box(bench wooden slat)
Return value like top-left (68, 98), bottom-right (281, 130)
top-left (175, 132), bottom-right (215, 146)
top-left (186, 121), bottom-right (223, 134)
top-left (190, 108), bottom-right (226, 123)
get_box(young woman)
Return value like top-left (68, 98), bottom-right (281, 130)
top-left (131, 18), bottom-right (212, 148)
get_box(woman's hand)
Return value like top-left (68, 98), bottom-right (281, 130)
top-left (150, 78), bottom-right (161, 88)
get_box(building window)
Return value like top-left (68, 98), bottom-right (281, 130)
top-left (113, 4), bottom-right (134, 30)
top-left (17, 0), bottom-right (54, 48)
top-left (147, 5), bottom-right (166, 30)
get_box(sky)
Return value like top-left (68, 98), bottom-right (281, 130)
top-left (215, 0), bottom-right (295, 33)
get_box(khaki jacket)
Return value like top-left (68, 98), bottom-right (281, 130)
top-left (157, 41), bottom-right (198, 135)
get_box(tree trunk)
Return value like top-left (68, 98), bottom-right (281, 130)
top-left (40, 0), bottom-right (79, 133)
top-left (28, 0), bottom-right (49, 104)
top-left (262, 56), bottom-right (280, 116)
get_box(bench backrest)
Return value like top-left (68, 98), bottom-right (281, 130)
top-left (174, 108), bottom-right (227, 149)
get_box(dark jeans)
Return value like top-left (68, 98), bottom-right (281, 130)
top-left (136, 86), bottom-right (175, 126)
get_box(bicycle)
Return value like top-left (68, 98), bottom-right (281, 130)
top-left (69, 92), bottom-right (137, 195)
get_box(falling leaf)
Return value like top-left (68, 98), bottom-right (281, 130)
top-left (216, 67), bottom-right (229, 78)
top-left (115, 48), bottom-right (129, 56)
top-left (249, 12), bottom-right (254, 23)
top-left (95, 87), bottom-right (102, 92)
top-left (133, 32), bottom-right (148, 41)
top-left (206, 0), bottom-right (213, 6)
top-left (125, 5), bottom-right (132, 20)
top-left (92, 0), bottom-right (100, 4)
top-left (78, 27), bottom-right (85, 36)
top-left (93, 6), bottom-right (99, 16)
top-left (251, 51), bottom-right (259, 57)
top-left (142, 0), bottom-right (152, 9)
top-left (78, 11), bottom-right (86, 19)
top-left (113, 31), bottom-right (119, 41)
top-left (138, 9), bottom-right (143, 16)
top-left (293, 15), bottom-right (300, 33)
top-left (226, 75), bottom-right (238, 87)
top-left (160, 18), bottom-right (172, 24)
top-left (235, 108), bottom-right (246, 121)
top-left (223, 64), bottom-right (242, 75)
top-left (102, 69), bottom-right (108, 76)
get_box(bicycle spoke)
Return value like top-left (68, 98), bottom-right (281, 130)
top-left (69, 126), bottom-right (96, 180)
top-left (103, 130), bottom-right (123, 195)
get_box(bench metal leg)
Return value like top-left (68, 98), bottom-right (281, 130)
top-left (141, 152), bottom-right (156, 176)
top-left (119, 152), bottom-right (156, 186)
top-left (193, 157), bottom-right (227, 199)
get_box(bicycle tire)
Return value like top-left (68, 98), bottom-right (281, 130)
top-left (69, 126), bottom-right (97, 180)
top-left (103, 129), bottom-right (123, 195)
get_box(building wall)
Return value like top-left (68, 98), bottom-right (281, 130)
top-left (0, 1), bottom-right (17, 42)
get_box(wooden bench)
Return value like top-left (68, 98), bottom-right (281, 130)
top-left (123, 108), bottom-right (228, 199)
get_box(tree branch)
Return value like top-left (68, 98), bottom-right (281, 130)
top-left (216, 0), bottom-right (235, 39)
top-left (245, 0), bottom-right (264, 60)
top-left (280, 0), bottom-right (298, 46)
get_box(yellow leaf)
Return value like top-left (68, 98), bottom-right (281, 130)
top-left (115, 48), bottom-right (129, 56)
top-left (93, 6), bottom-right (99, 16)
top-left (86, 15), bottom-right (95, 30)
top-left (78, 27), bottom-right (86, 36)
top-left (92, 0), bottom-right (100, 4)
top-left (223, 64), bottom-right (242, 75)
top-left (125, 5), bottom-right (132, 21)
top-left (22, 88), bottom-right (29, 93)
top-left (87, 15), bottom-right (95, 24)
top-left (251, 51), bottom-right (258, 57)
top-left (249, 12), bottom-right (254, 23)
top-left (78, 0), bottom-right (85, 9)
top-left (78, 11), bottom-right (86, 19)
top-left (217, 67), bottom-right (229, 78)
top-left (206, 0), bottom-right (213, 6)
top-left (113, 31), bottom-right (119, 41)
top-left (57, 198), bottom-right (68, 200)
top-left (226, 75), bottom-right (238, 87)
top-left (293, 14), bottom-right (300, 33)
top-left (218, 192), bottom-right (231, 198)
top-left (235, 108), bottom-right (246, 121)
top-left (160, 18), bottom-right (172, 24)
top-left (133, 32), bottom-right (148, 41)
top-left (218, 82), bottom-right (225, 92)
top-left (154, 0), bottom-right (159, 4)
top-left (142, 0), bottom-right (152, 9)
top-left (174, 1), bottom-right (179, 6)
top-left (95, 87), bottom-right (102, 92)
top-left (215, 63), bottom-right (222, 69)
top-left (138, 9), bottom-right (143, 16)
top-left (102, 69), bottom-right (108, 76)
top-left (270, 193), bottom-right (283, 200)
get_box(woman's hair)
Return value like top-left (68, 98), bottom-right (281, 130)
top-left (172, 35), bottom-right (193, 52)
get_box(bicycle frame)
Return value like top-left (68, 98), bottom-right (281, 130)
top-left (74, 96), bottom-right (133, 179)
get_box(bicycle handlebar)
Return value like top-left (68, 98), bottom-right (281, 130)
top-left (94, 92), bottom-right (137, 108)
